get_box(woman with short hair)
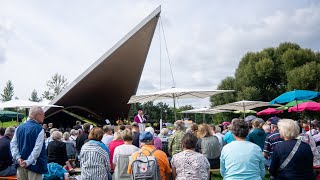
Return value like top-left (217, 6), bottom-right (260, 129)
top-left (112, 129), bottom-right (139, 179)
top-left (220, 119), bottom-right (265, 179)
top-left (47, 131), bottom-right (73, 171)
top-left (63, 132), bottom-right (76, 159)
top-left (269, 119), bottom-right (314, 179)
top-left (108, 131), bottom-right (124, 171)
top-left (247, 119), bottom-right (266, 150)
top-left (195, 124), bottom-right (221, 169)
top-left (171, 132), bottom-right (210, 180)
top-left (80, 127), bottom-right (111, 180)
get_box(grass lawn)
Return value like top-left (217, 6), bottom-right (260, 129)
top-left (0, 120), bottom-right (21, 128)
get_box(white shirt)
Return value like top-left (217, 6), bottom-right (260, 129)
top-left (101, 134), bottom-right (114, 147)
top-left (213, 132), bottom-right (224, 150)
top-left (113, 144), bottom-right (139, 164)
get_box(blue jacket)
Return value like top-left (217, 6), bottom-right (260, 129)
top-left (247, 128), bottom-right (266, 150)
top-left (16, 120), bottom-right (48, 174)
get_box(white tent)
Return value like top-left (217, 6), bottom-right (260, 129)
top-left (180, 108), bottom-right (231, 114)
top-left (180, 108), bottom-right (231, 123)
top-left (213, 100), bottom-right (278, 118)
top-left (128, 87), bottom-right (235, 120)
top-left (0, 100), bottom-right (62, 109)
top-left (0, 100), bottom-right (63, 122)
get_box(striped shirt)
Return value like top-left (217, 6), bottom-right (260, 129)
top-left (263, 130), bottom-right (283, 159)
top-left (80, 141), bottom-right (111, 180)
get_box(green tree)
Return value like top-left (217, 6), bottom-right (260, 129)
top-left (211, 42), bottom-right (320, 120)
top-left (210, 76), bottom-right (236, 106)
top-left (1, 80), bottom-right (14, 102)
top-left (43, 73), bottom-right (68, 100)
top-left (287, 62), bottom-right (320, 91)
top-left (29, 89), bottom-right (42, 102)
top-left (178, 105), bottom-right (194, 111)
top-left (177, 105), bottom-right (194, 121)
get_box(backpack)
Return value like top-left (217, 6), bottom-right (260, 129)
top-left (131, 149), bottom-right (161, 180)
top-left (42, 162), bottom-right (67, 180)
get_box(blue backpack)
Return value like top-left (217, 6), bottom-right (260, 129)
top-left (42, 162), bottom-right (68, 180)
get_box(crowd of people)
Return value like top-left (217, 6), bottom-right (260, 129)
top-left (0, 107), bottom-right (319, 179)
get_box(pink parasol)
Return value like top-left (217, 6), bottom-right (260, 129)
top-left (257, 108), bottom-right (284, 116)
top-left (288, 102), bottom-right (320, 112)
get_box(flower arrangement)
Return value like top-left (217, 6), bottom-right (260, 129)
top-left (116, 119), bottom-right (124, 125)
top-left (123, 119), bottom-right (131, 125)
top-left (116, 119), bottom-right (131, 125)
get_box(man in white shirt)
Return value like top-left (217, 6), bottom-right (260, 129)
top-left (211, 125), bottom-right (224, 150)
top-left (101, 125), bottom-right (114, 147)
top-left (11, 106), bottom-right (48, 180)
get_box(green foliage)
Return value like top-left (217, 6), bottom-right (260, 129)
top-left (210, 42), bottom-right (320, 120)
top-left (236, 86), bottom-right (262, 101)
top-left (1, 80), bottom-right (14, 102)
top-left (287, 62), bottom-right (320, 91)
top-left (210, 77), bottom-right (236, 106)
top-left (178, 105), bottom-right (194, 111)
top-left (29, 89), bottom-right (42, 102)
top-left (43, 73), bottom-right (68, 100)
top-left (281, 48), bottom-right (315, 71)
top-left (0, 120), bottom-right (20, 128)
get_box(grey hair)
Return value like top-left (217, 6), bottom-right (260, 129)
top-left (278, 119), bottom-right (300, 140)
top-left (70, 129), bottom-right (79, 136)
top-left (51, 131), bottom-right (63, 141)
top-left (113, 131), bottom-right (123, 140)
top-left (215, 125), bottom-right (221, 133)
top-left (50, 128), bottom-right (59, 135)
top-left (63, 132), bottom-right (70, 141)
top-left (160, 128), bottom-right (169, 135)
top-left (174, 120), bottom-right (185, 131)
top-left (262, 125), bottom-right (271, 132)
top-left (145, 127), bottom-right (155, 135)
top-left (29, 106), bottom-right (44, 119)
top-left (4, 127), bottom-right (15, 137)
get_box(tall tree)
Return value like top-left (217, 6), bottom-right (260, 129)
top-left (29, 89), bottom-right (42, 102)
top-left (210, 42), bottom-right (320, 118)
top-left (43, 73), bottom-right (68, 100)
top-left (1, 80), bottom-right (14, 102)
top-left (210, 76), bottom-right (236, 106)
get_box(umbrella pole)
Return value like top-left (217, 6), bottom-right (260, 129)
top-left (173, 94), bottom-right (177, 121)
top-left (296, 100), bottom-right (298, 121)
top-left (16, 107), bottom-right (18, 123)
top-left (160, 104), bottom-right (163, 132)
top-left (243, 103), bottom-right (246, 119)
top-left (310, 119), bottom-right (312, 136)
top-left (203, 113), bottom-right (205, 123)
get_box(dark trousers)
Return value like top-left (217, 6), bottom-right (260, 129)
top-left (208, 157), bottom-right (220, 169)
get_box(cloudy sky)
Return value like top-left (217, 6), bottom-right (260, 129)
top-left (0, 0), bottom-right (320, 108)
